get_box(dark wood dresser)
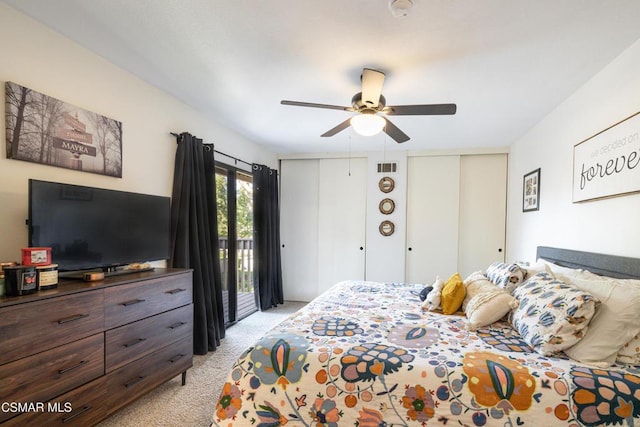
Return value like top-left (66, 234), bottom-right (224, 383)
top-left (0, 268), bottom-right (193, 426)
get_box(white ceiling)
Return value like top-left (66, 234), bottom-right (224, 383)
top-left (4, 0), bottom-right (640, 154)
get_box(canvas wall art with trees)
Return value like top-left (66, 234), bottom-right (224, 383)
top-left (5, 82), bottom-right (122, 177)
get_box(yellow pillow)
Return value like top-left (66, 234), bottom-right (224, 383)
top-left (441, 273), bottom-right (466, 315)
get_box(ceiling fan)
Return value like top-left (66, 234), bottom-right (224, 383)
top-left (281, 68), bottom-right (457, 143)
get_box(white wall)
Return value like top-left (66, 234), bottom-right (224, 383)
top-left (506, 38), bottom-right (640, 263)
top-left (0, 4), bottom-right (276, 262)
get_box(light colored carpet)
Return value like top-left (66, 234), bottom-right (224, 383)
top-left (97, 301), bottom-right (307, 427)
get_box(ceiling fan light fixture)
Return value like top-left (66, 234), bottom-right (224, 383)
top-left (350, 113), bottom-right (385, 136)
top-left (389, 0), bottom-right (413, 18)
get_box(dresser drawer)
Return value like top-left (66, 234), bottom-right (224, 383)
top-left (2, 376), bottom-right (108, 427)
top-left (0, 333), bottom-right (104, 423)
top-left (0, 291), bottom-right (104, 366)
top-left (106, 335), bottom-right (193, 412)
top-left (105, 303), bottom-right (192, 372)
top-left (104, 272), bottom-right (192, 329)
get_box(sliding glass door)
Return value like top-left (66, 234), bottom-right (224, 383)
top-left (216, 164), bottom-right (257, 325)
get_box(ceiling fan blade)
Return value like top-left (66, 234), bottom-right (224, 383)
top-left (281, 100), bottom-right (353, 111)
top-left (383, 117), bottom-right (410, 143)
top-left (321, 118), bottom-right (352, 137)
top-left (384, 103), bottom-right (457, 116)
top-left (361, 68), bottom-right (385, 108)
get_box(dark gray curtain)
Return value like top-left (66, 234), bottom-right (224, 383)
top-left (170, 132), bottom-right (225, 354)
top-left (252, 164), bottom-right (283, 310)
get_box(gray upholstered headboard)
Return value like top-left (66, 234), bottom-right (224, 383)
top-left (537, 246), bottom-right (640, 279)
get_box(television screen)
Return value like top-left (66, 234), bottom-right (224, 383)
top-left (28, 179), bottom-right (171, 272)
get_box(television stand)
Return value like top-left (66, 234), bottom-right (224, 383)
top-left (0, 268), bottom-right (193, 426)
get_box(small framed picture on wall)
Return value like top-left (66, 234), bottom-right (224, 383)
top-left (523, 168), bottom-right (540, 212)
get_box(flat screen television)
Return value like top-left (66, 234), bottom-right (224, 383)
top-left (28, 179), bottom-right (171, 273)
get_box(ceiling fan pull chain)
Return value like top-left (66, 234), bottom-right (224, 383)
top-left (348, 131), bottom-right (352, 177)
top-left (383, 125), bottom-right (387, 163)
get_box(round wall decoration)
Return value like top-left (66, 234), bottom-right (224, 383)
top-left (379, 176), bottom-right (395, 193)
top-left (379, 220), bottom-right (395, 236)
top-left (379, 198), bottom-right (395, 215)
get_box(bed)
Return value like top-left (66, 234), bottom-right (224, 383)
top-left (212, 247), bottom-right (640, 426)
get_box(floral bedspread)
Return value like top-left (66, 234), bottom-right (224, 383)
top-left (212, 280), bottom-right (640, 426)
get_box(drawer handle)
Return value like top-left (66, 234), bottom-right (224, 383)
top-left (168, 321), bottom-right (186, 330)
top-left (123, 338), bottom-right (147, 348)
top-left (168, 353), bottom-right (185, 363)
top-left (124, 375), bottom-right (146, 388)
top-left (62, 405), bottom-right (91, 423)
top-left (167, 288), bottom-right (186, 294)
top-left (57, 313), bottom-right (90, 324)
top-left (121, 298), bottom-right (146, 306)
top-left (58, 360), bottom-right (87, 375)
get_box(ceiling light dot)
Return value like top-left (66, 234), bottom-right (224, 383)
top-left (389, 0), bottom-right (414, 18)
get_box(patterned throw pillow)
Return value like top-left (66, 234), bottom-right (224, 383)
top-left (510, 271), bottom-right (599, 356)
top-left (486, 262), bottom-right (526, 293)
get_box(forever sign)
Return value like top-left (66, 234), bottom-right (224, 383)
top-left (573, 112), bottom-right (640, 202)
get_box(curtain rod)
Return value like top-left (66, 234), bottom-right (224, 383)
top-left (170, 132), bottom-right (252, 168)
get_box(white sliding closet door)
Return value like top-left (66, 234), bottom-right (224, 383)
top-left (280, 159), bottom-right (319, 302)
top-left (317, 158), bottom-right (367, 294)
top-left (458, 154), bottom-right (507, 277)
top-left (406, 156), bottom-right (460, 283)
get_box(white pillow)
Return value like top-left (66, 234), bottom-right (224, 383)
top-left (511, 271), bottom-right (599, 356)
top-left (465, 290), bottom-right (518, 331)
top-left (559, 273), bottom-right (640, 366)
top-left (614, 278), bottom-right (640, 364)
top-left (462, 271), bottom-right (498, 312)
top-left (538, 259), bottom-right (596, 282)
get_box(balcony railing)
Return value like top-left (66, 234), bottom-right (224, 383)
top-left (218, 237), bottom-right (254, 294)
